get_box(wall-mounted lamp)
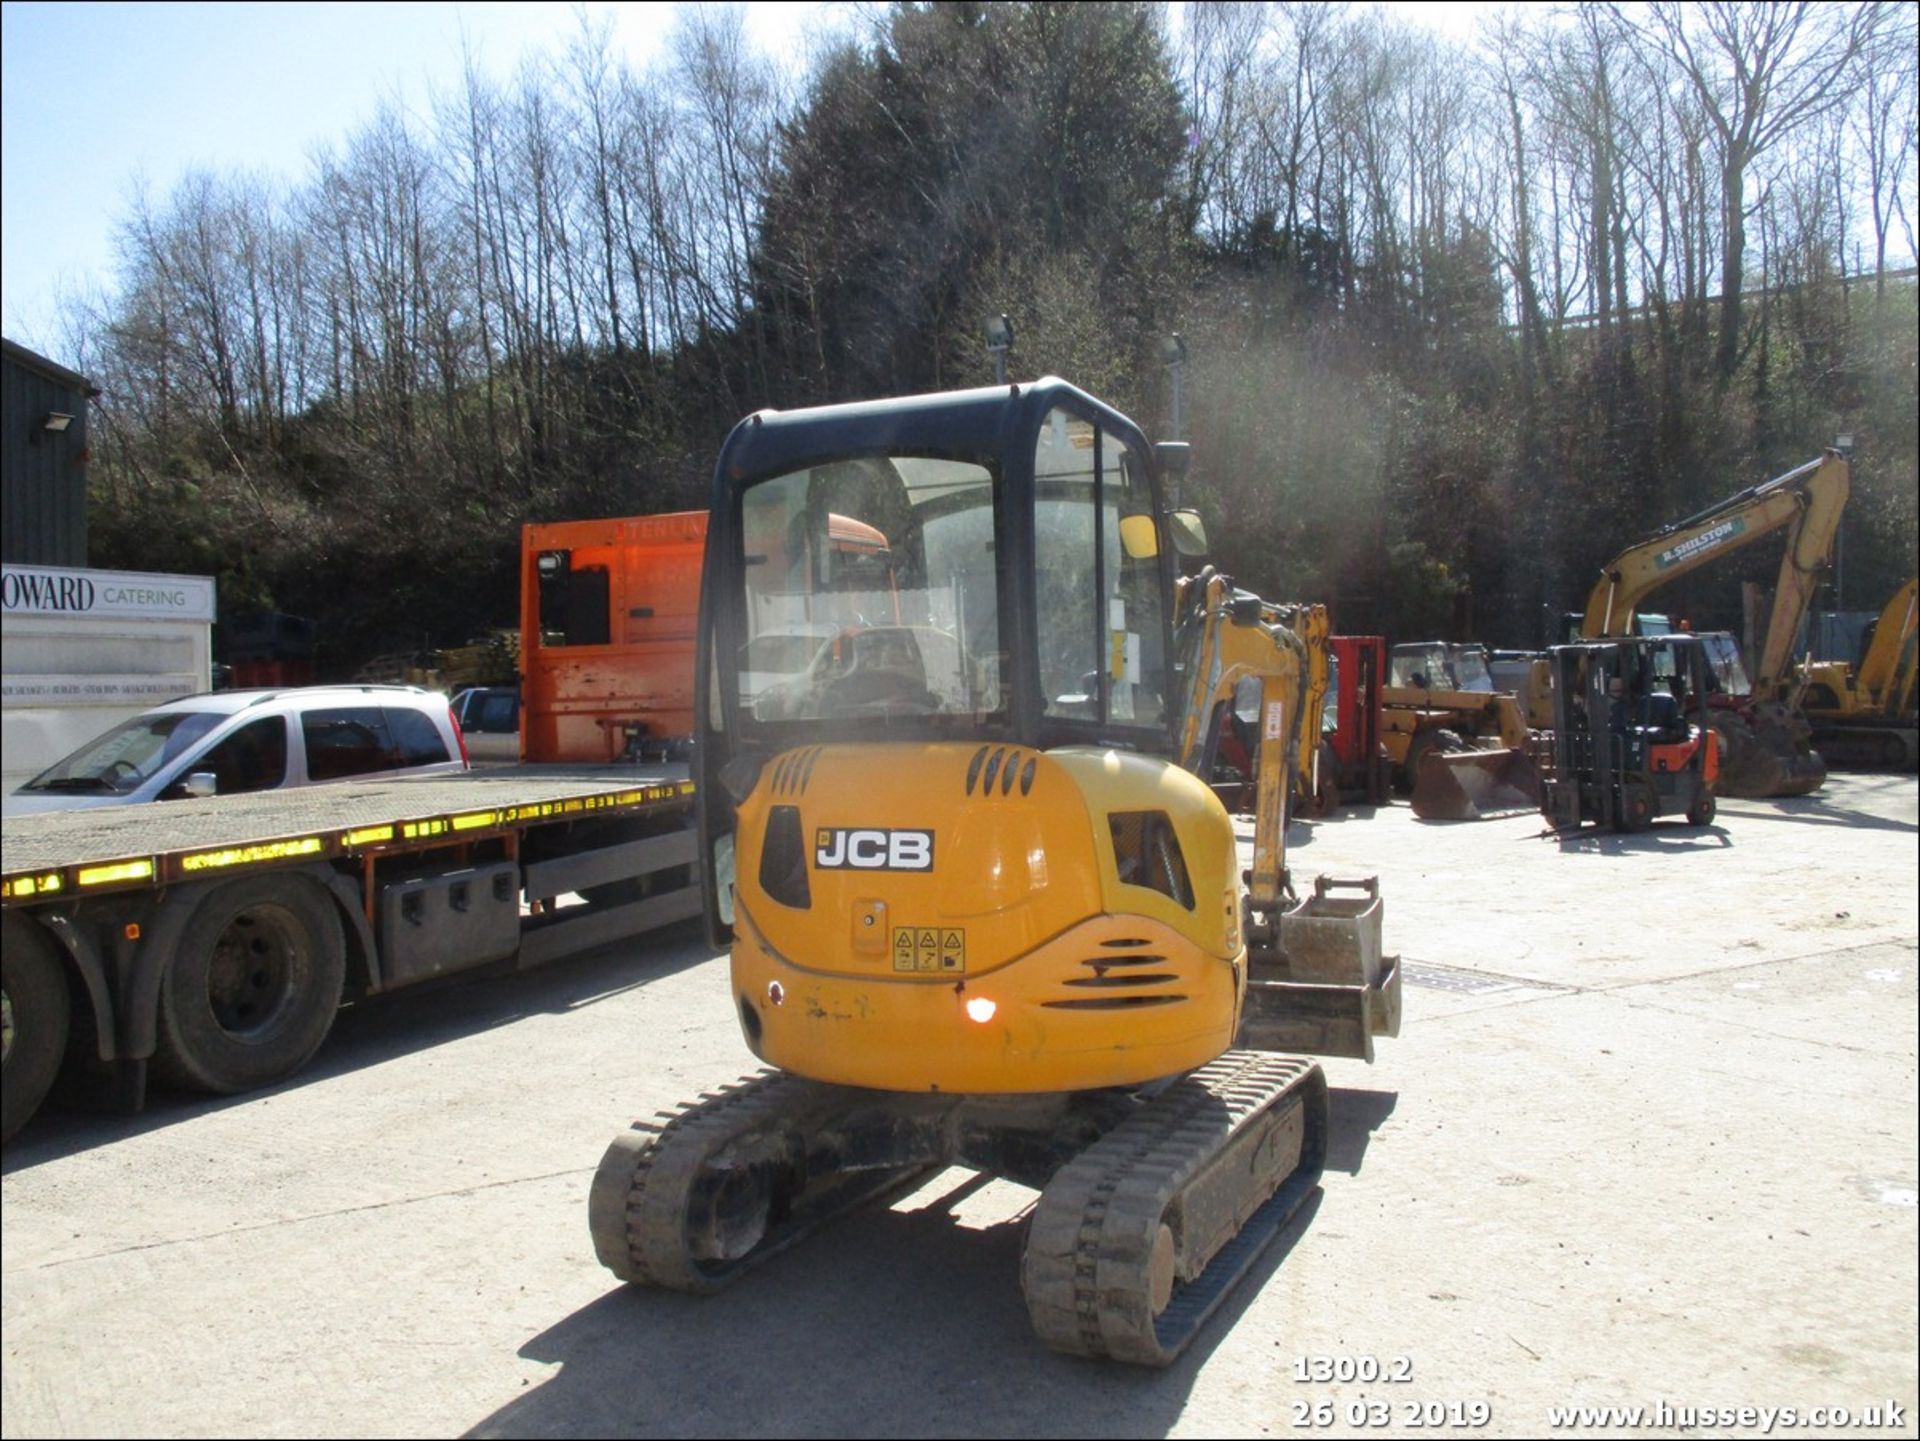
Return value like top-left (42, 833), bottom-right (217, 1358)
top-left (28, 411), bottom-right (76, 445)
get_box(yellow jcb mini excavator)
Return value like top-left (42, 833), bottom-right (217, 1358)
top-left (589, 379), bottom-right (1399, 1365)
top-left (1573, 450), bottom-right (1849, 797)
top-left (1191, 598), bottom-right (1336, 820)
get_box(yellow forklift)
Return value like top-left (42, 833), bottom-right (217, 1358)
top-left (589, 378), bottom-right (1398, 1364)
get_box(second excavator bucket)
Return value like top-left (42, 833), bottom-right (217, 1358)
top-left (1409, 746), bottom-right (1540, 820)
top-left (1238, 876), bottom-right (1400, 1062)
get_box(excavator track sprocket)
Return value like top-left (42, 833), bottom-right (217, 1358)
top-left (589, 1068), bottom-right (936, 1293)
top-left (1021, 1051), bottom-right (1328, 1366)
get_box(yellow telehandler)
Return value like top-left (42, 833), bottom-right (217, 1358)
top-left (1383, 641), bottom-right (1539, 820)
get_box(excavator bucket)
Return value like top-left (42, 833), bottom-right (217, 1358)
top-left (1409, 746), bottom-right (1539, 820)
top-left (1239, 877), bottom-right (1400, 1062)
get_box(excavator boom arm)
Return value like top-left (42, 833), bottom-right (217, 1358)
top-left (1856, 578), bottom-right (1918, 714)
top-left (1173, 572), bottom-right (1306, 910)
top-left (1580, 453), bottom-right (1850, 695)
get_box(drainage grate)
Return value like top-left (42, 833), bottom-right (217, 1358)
top-left (1402, 960), bottom-right (1553, 996)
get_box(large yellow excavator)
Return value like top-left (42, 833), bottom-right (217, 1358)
top-left (1574, 450), bottom-right (1849, 797)
top-left (1798, 577), bottom-right (1918, 770)
top-left (589, 378), bottom-right (1398, 1365)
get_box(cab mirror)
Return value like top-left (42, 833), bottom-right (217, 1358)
top-left (164, 771), bottom-right (218, 801)
top-left (1119, 514), bottom-right (1159, 559)
top-left (1168, 509), bottom-right (1209, 558)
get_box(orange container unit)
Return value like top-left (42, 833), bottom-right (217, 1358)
top-left (519, 512), bottom-right (707, 763)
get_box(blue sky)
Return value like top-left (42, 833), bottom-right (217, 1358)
top-left (0, 1), bottom-right (847, 355)
top-left (1, 1), bottom-right (1487, 365)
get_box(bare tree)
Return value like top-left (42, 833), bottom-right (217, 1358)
top-left (1625, 0), bottom-right (1893, 378)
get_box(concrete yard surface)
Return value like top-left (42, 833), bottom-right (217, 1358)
top-left (2, 774), bottom-right (1915, 1438)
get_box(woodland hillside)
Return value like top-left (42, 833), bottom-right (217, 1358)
top-left (48, 1), bottom-right (1920, 671)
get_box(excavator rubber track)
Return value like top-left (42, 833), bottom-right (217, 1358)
top-left (1021, 1051), bottom-right (1328, 1366)
top-left (588, 1069), bottom-right (937, 1293)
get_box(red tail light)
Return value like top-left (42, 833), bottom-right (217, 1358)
top-left (448, 704), bottom-right (471, 768)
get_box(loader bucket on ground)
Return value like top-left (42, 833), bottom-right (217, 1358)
top-left (1409, 747), bottom-right (1540, 820)
top-left (1238, 876), bottom-right (1400, 1062)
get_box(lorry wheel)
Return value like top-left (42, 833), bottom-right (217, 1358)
top-left (153, 875), bottom-right (346, 1095)
top-left (2, 916), bottom-right (71, 1144)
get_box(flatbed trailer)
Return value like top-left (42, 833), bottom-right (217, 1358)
top-left (1, 765), bottom-right (699, 1142)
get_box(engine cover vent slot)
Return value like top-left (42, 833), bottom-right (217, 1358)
top-left (1063, 973), bottom-right (1180, 988)
top-left (771, 747), bottom-right (823, 796)
top-left (966, 746), bottom-right (1030, 799)
top-left (1077, 954), bottom-right (1171, 978)
top-left (759, 804), bottom-right (811, 909)
top-left (1108, 811), bottom-right (1194, 910)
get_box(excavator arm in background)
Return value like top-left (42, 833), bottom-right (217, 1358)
top-left (1579, 451), bottom-right (1849, 690)
top-left (1172, 569), bottom-right (1307, 924)
top-left (1852, 577), bottom-right (1919, 718)
top-left (1171, 570), bottom-right (1399, 1060)
top-left (1173, 575), bottom-right (1333, 842)
top-left (1799, 577), bottom-right (1919, 770)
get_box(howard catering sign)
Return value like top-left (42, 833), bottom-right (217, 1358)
top-left (1, 565), bottom-right (215, 622)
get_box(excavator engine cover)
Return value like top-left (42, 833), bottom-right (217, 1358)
top-left (1409, 746), bottom-right (1540, 820)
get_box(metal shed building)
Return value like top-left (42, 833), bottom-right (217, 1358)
top-left (2, 337), bottom-right (97, 567)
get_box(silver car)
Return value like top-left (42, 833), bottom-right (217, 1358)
top-left (4, 685), bottom-right (469, 816)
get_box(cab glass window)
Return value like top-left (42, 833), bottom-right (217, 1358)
top-left (474, 692), bottom-right (517, 733)
top-left (735, 457), bottom-right (1000, 723)
top-left (191, 716), bottom-right (289, 796)
top-left (1033, 407), bottom-right (1168, 728)
top-left (23, 709), bottom-right (224, 794)
top-left (302, 707), bottom-right (398, 780)
top-left (387, 707), bottom-right (452, 765)
top-left (535, 551), bottom-right (612, 647)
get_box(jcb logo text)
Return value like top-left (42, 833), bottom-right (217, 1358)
top-left (815, 828), bottom-right (934, 871)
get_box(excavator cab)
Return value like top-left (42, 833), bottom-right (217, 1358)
top-left (592, 378), bottom-right (1395, 1366)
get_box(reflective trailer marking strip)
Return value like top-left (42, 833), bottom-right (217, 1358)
top-left (77, 859), bottom-right (156, 887)
top-left (3, 872), bottom-right (65, 899)
top-left (180, 837), bottom-right (325, 873)
top-left (3, 780), bottom-right (697, 902)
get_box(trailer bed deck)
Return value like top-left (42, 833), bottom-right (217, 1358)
top-left (2, 764), bottom-right (692, 902)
